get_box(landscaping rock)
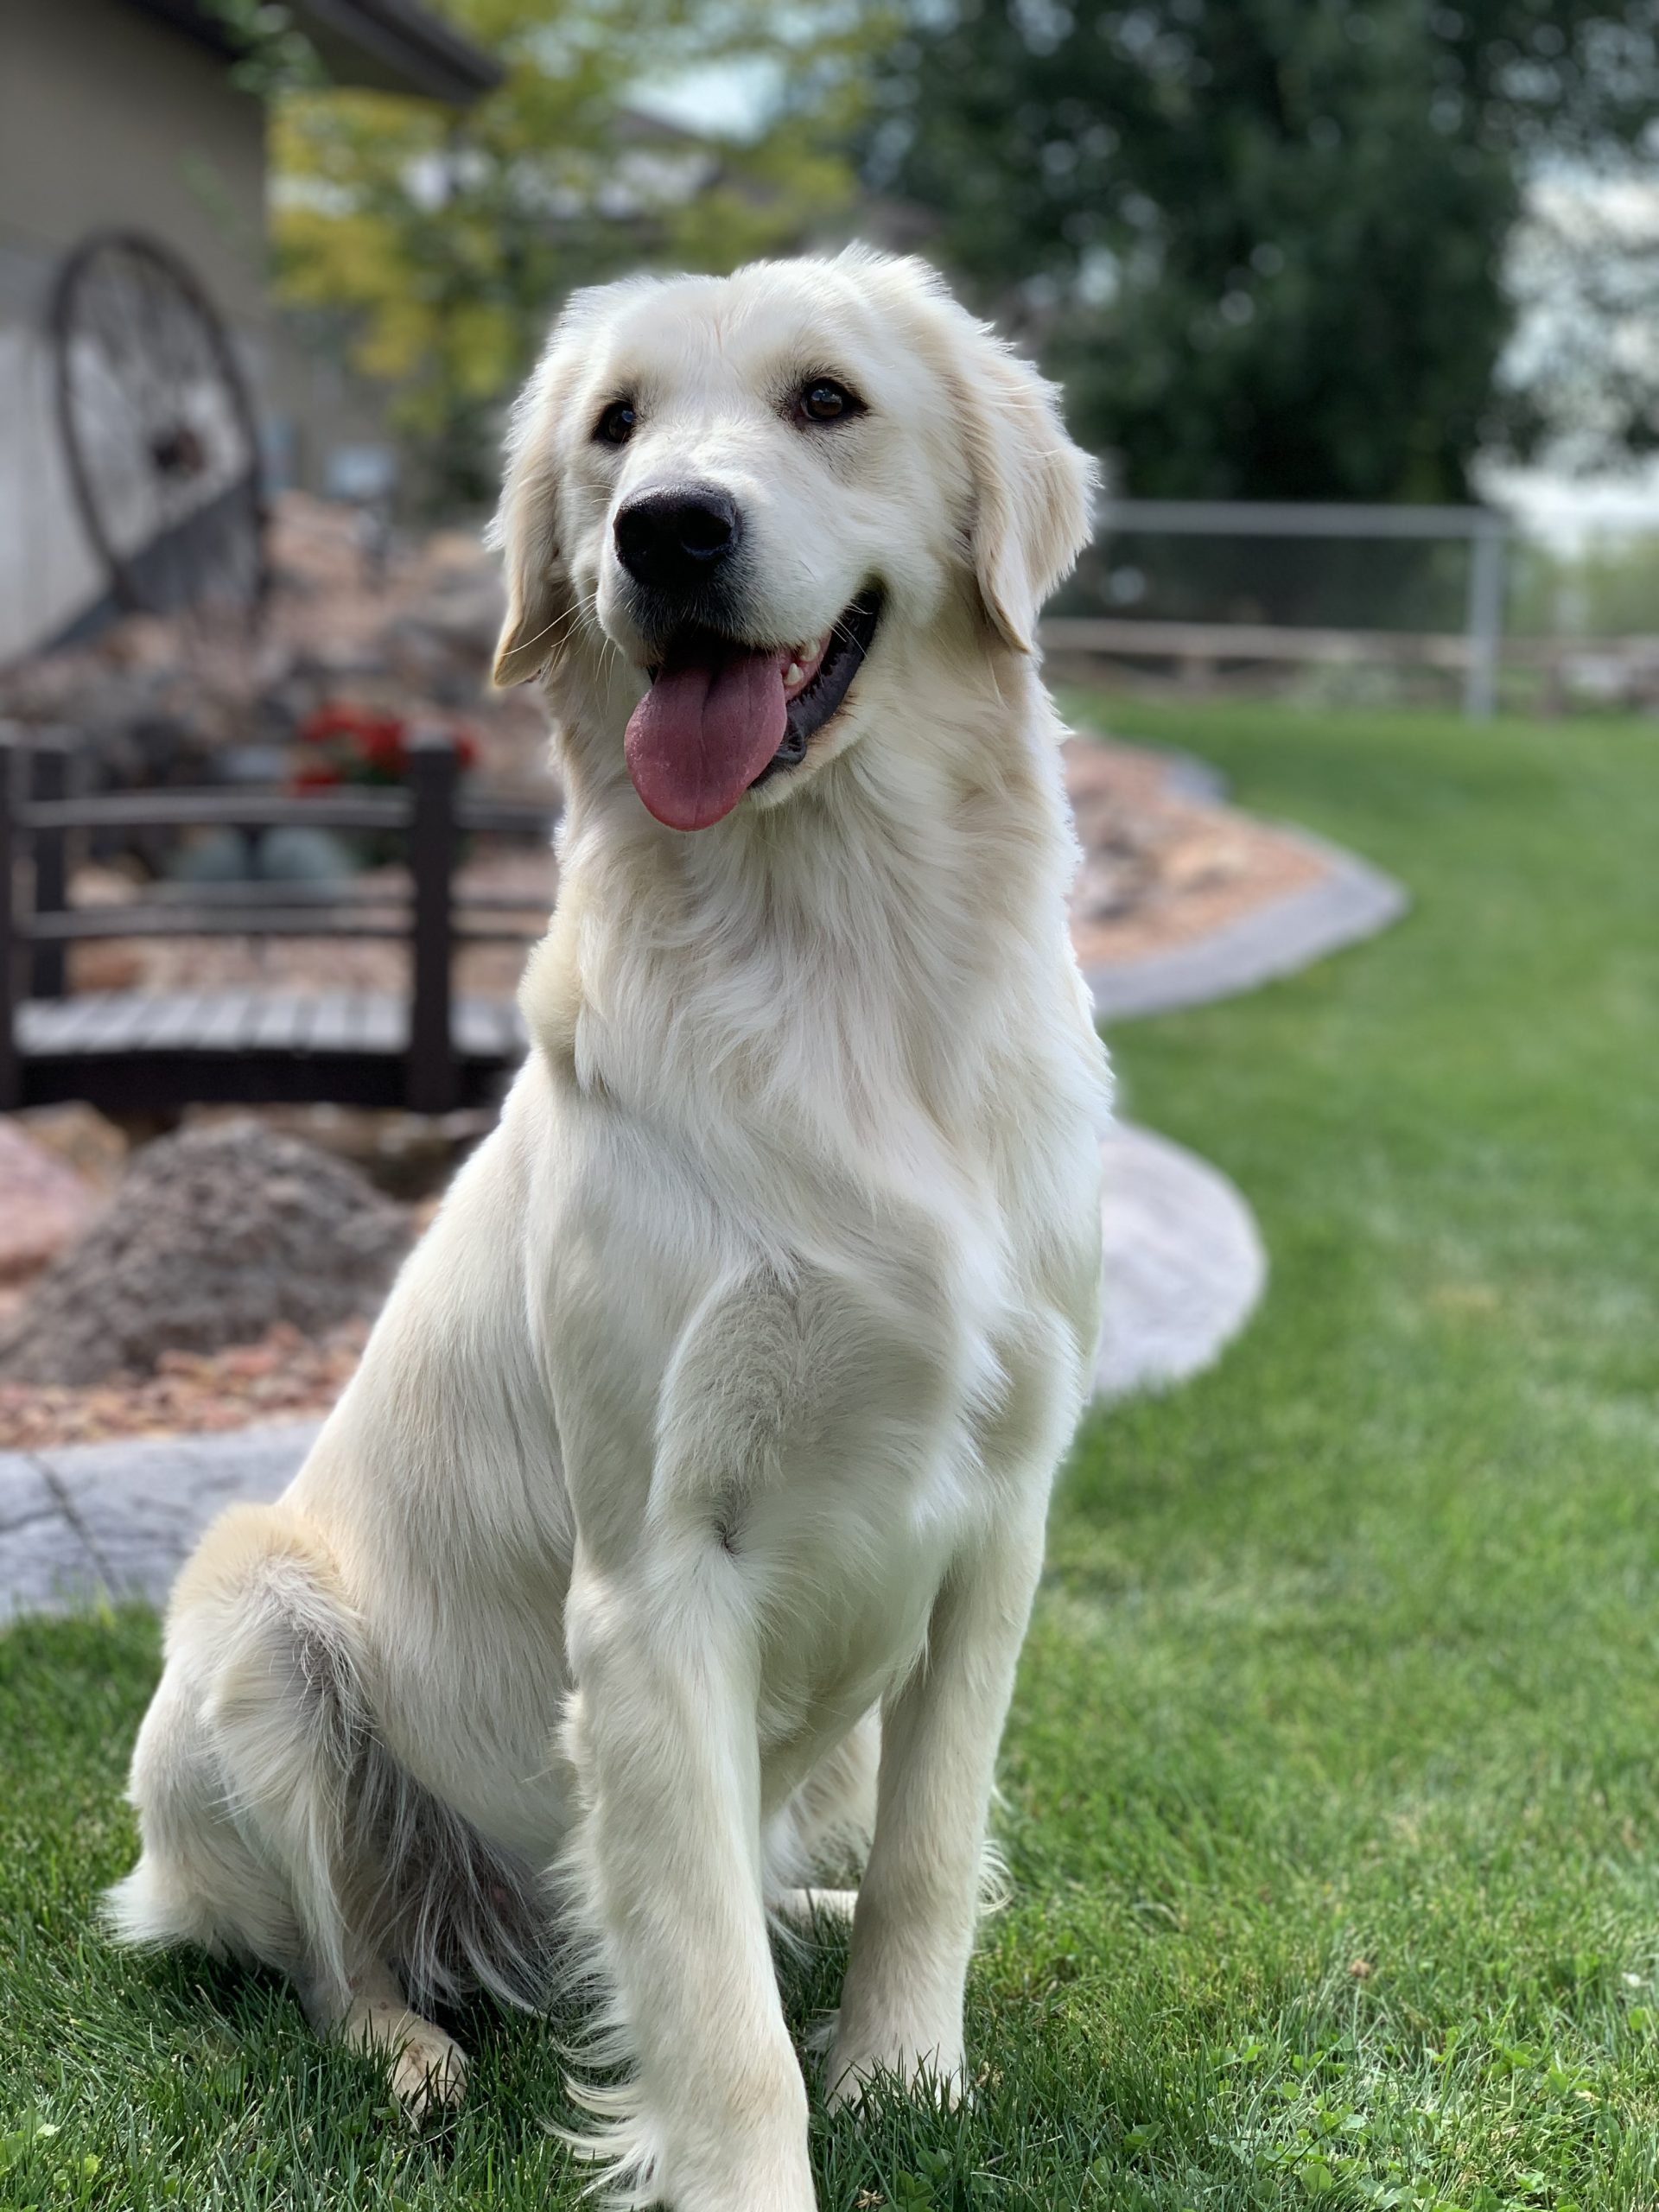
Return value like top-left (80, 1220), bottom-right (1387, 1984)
top-left (1096, 1124), bottom-right (1267, 1400)
top-left (0, 1122), bottom-right (412, 1387)
top-left (14, 1103), bottom-right (129, 1191)
top-left (0, 1118), bottom-right (105, 1284)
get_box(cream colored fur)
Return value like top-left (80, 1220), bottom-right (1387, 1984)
top-left (108, 247), bottom-right (1110, 2210)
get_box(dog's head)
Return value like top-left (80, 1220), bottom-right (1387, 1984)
top-left (492, 249), bottom-right (1095, 832)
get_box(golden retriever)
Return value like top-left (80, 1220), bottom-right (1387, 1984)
top-left (109, 247), bottom-right (1109, 2212)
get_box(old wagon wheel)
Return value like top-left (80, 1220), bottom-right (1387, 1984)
top-left (51, 231), bottom-right (268, 626)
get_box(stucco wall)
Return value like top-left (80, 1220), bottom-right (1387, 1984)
top-left (0, 0), bottom-right (268, 663)
top-left (0, 0), bottom-right (267, 326)
top-left (0, 327), bottom-right (110, 667)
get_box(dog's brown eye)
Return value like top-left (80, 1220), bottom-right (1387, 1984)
top-left (798, 379), bottom-right (861, 425)
top-left (595, 400), bottom-right (636, 447)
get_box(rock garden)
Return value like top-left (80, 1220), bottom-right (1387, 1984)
top-left (0, 496), bottom-right (1389, 1461)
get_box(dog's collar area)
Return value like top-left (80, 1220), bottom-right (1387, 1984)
top-left (752, 589), bottom-right (883, 785)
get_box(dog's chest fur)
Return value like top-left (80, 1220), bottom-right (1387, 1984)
top-left (518, 732), bottom-right (1107, 1797)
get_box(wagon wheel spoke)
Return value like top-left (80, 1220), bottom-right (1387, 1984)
top-left (51, 230), bottom-right (268, 622)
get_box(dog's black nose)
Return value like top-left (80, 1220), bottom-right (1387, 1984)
top-left (614, 487), bottom-right (741, 594)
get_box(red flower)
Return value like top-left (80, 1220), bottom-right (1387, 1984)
top-left (292, 701), bottom-right (475, 791)
top-left (363, 725), bottom-right (408, 773)
top-left (300, 703), bottom-right (372, 746)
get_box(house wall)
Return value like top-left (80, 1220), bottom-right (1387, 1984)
top-left (0, 0), bottom-right (268, 664)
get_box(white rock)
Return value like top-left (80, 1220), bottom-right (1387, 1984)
top-left (1096, 1124), bottom-right (1267, 1401)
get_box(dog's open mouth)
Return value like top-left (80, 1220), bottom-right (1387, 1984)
top-left (625, 590), bottom-right (881, 832)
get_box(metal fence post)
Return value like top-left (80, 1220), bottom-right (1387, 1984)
top-left (406, 734), bottom-right (459, 1115)
top-left (29, 731), bottom-right (78, 1001)
top-left (1463, 520), bottom-right (1508, 722)
top-left (0, 730), bottom-right (20, 1110)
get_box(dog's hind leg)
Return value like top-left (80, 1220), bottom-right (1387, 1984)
top-left (107, 1503), bottom-right (468, 2118)
top-left (766, 1710), bottom-right (880, 1932)
top-left (296, 1958), bottom-right (468, 2119)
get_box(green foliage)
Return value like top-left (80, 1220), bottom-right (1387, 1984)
top-left (199, 0), bottom-right (328, 98)
top-left (870, 2), bottom-right (1659, 499)
top-left (10, 701), bottom-right (1659, 2201)
top-left (270, 2), bottom-right (874, 507)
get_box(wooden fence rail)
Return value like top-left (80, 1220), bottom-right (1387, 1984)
top-left (0, 726), bottom-right (556, 1118)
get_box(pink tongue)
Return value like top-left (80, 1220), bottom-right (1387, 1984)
top-left (624, 639), bottom-right (787, 831)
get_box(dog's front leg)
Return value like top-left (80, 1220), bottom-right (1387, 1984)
top-left (564, 1559), bottom-right (815, 2212)
top-left (826, 1514), bottom-right (1046, 2108)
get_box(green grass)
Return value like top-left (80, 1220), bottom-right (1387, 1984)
top-left (5, 697), bottom-right (1659, 2209)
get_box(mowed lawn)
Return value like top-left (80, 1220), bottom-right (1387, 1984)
top-left (4, 698), bottom-right (1659, 2209)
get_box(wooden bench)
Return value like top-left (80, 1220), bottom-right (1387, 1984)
top-left (0, 728), bottom-right (555, 1116)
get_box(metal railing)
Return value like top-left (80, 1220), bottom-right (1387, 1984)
top-left (0, 727), bottom-right (556, 1114)
top-left (1063, 498), bottom-right (1510, 720)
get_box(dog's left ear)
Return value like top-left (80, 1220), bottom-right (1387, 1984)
top-left (951, 322), bottom-right (1097, 656)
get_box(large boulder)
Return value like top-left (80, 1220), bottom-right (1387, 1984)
top-left (0, 1122), bottom-right (412, 1387)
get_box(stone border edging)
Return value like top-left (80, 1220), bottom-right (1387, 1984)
top-left (0, 1419), bottom-right (321, 1621)
top-left (1134, 743), bottom-right (1230, 806)
top-left (1086, 826), bottom-right (1408, 1023)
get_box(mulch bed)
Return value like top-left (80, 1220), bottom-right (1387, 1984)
top-left (0, 1321), bottom-right (366, 1452)
top-left (1064, 738), bottom-right (1328, 969)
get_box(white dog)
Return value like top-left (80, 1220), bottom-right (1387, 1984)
top-left (108, 247), bottom-right (1110, 2211)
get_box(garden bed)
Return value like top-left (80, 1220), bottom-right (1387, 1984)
top-left (0, 493), bottom-right (1334, 1452)
top-left (0, 734), bottom-right (1322, 1448)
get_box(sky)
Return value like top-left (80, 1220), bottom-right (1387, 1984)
top-left (627, 56), bottom-right (785, 140)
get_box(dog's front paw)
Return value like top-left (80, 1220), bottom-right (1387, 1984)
top-left (561, 2079), bottom-right (816, 2210)
top-left (387, 2020), bottom-right (469, 2123)
top-left (823, 2029), bottom-right (964, 2113)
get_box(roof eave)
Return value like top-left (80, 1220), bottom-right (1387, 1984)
top-left (122, 0), bottom-right (502, 106)
top-left (291, 0), bottom-right (503, 105)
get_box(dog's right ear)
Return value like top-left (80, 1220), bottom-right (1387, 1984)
top-left (491, 276), bottom-right (668, 689)
top-left (488, 350), bottom-right (576, 690)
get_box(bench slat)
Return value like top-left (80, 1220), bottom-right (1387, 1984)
top-left (454, 995), bottom-right (527, 1062)
top-left (306, 992), bottom-right (364, 1052)
top-left (247, 995), bottom-right (311, 1050)
top-left (16, 992), bottom-right (131, 1052)
top-left (354, 995), bottom-right (407, 1054)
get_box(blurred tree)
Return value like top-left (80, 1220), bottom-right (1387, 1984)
top-left (266, 1), bottom-right (874, 506)
top-left (868, 1), bottom-right (1659, 500)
